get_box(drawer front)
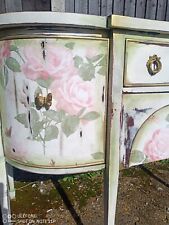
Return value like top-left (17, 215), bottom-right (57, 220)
top-left (121, 93), bottom-right (169, 167)
top-left (124, 40), bottom-right (169, 86)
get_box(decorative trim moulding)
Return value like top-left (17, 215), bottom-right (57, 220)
top-left (1, 12), bottom-right (169, 35)
top-left (0, 12), bottom-right (107, 29)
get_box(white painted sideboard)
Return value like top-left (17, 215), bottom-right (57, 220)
top-left (1, 12), bottom-right (169, 225)
top-left (0, 12), bottom-right (109, 225)
top-left (107, 15), bottom-right (169, 225)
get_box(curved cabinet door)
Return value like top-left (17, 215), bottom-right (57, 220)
top-left (121, 93), bottom-right (169, 167)
top-left (0, 37), bottom-right (109, 169)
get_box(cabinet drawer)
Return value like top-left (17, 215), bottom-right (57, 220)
top-left (124, 40), bottom-right (169, 87)
top-left (121, 93), bottom-right (169, 167)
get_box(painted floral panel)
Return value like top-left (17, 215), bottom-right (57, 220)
top-left (0, 38), bottom-right (108, 168)
top-left (121, 93), bottom-right (169, 167)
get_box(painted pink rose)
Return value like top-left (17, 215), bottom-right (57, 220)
top-left (45, 45), bottom-right (77, 81)
top-left (51, 75), bottom-right (95, 115)
top-left (21, 45), bottom-right (77, 81)
top-left (85, 47), bottom-right (98, 59)
top-left (21, 46), bottom-right (48, 80)
top-left (144, 128), bottom-right (169, 161)
top-left (0, 41), bottom-right (11, 65)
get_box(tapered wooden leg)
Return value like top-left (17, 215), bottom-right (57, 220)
top-left (6, 164), bottom-right (15, 200)
top-left (0, 118), bottom-right (11, 225)
top-left (0, 159), bottom-right (11, 225)
top-left (104, 153), bottom-right (119, 225)
top-left (103, 32), bottom-right (125, 225)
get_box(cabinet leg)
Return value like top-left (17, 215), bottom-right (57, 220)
top-left (6, 164), bottom-right (15, 200)
top-left (0, 159), bottom-right (11, 225)
top-left (104, 165), bottom-right (119, 225)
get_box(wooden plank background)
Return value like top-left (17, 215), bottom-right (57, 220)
top-left (0, 0), bottom-right (169, 21)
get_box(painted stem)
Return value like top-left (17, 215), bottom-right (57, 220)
top-left (39, 133), bottom-right (46, 155)
top-left (16, 50), bottom-right (25, 63)
top-left (59, 129), bottom-right (63, 156)
top-left (13, 73), bottom-right (19, 115)
top-left (42, 140), bottom-right (46, 155)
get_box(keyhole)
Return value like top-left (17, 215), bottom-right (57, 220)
top-left (153, 61), bottom-right (157, 71)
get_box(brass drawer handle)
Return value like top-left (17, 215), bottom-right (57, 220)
top-left (146, 55), bottom-right (162, 76)
top-left (35, 93), bottom-right (52, 110)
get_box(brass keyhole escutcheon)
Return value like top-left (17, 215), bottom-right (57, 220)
top-left (35, 93), bottom-right (52, 110)
top-left (146, 55), bottom-right (162, 76)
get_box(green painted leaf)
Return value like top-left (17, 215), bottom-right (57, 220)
top-left (82, 111), bottom-right (100, 121)
top-left (5, 57), bottom-right (21, 72)
top-left (77, 108), bottom-right (86, 116)
top-left (34, 86), bottom-right (42, 97)
top-left (79, 63), bottom-right (95, 81)
top-left (144, 157), bottom-right (150, 163)
top-left (74, 56), bottom-right (83, 68)
top-left (32, 121), bottom-right (44, 138)
top-left (61, 115), bottom-right (80, 137)
top-left (97, 55), bottom-right (107, 76)
top-left (98, 66), bottom-right (107, 75)
top-left (91, 54), bottom-right (104, 62)
top-left (86, 57), bottom-right (92, 63)
top-left (0, 66), bottom-right (9, 88)
top-left (0, 69), bottom-right (4, 87)
top-left (92, 152), bottom-right (104, 160)
top-left (43, 110), bottom-right (65, 123)
top-left (13, 39), bottom-right (26, 47)
top-left (98, 55), bottom-right (107, 66)
top-left (10, 45), bottom-right (18, 52)
top-left (130, 150), bottom-right (146, 163)
top-left (15, 113), bottom-right (28, 128)
top-left (45, 125), bottom-right (59, 141)
top-left (65, 42), bottom-right (75, 49)
top-left (4, 66), bottom-right (9, 87)
top-left (36, 78), bottom-right (53, 89)
top-left (30, 102), bottom-right (35, 107)
top-left (34, 136), bottom-right (42, 142)
top-left (30, 108), bottom-right (39, 126)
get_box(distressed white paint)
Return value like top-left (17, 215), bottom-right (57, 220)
top-left (108, 15), bottom-right (169, 225)
top-left (0, 12), bottom-right (107, 29)
top-left (109, 14), bottom-right (169, 34)
top-left (0, 121), bottom-right (11, 225)
top-left (122, 93), bottom-right (169, 167)
top-left (0, 37), bottom-right (108, 169)
top-left (125, 40), bottom-right (169, 86)
top-left (6, 164), bottom-right (15, 200)
top-left (104, 33), bottom-right (125, 225)
top-left (2, 12), bottom-right (169, 225)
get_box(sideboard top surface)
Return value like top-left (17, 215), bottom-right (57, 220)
top-left (1, 12), bottom-right (169, 35)
top-left (110, 15), bottom-right (169, 34)
top-left (0, 12), bottom-right (107, 29)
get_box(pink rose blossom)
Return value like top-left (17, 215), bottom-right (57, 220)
top-left (45, 46), bottom-right (77, 80)
top-left (51, 75), bottom-right (94, 115)
top-left (144, 128), bottom-right (169, 161)
top-left (85, 47), bottom-right (98, 59)
top-left (0, 41), bottom-right (11, 65)
top-left (21, 45), bottom-right (77, 81)
top-left (22, 46), bottom-right (49, 80)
